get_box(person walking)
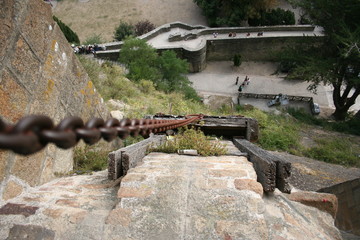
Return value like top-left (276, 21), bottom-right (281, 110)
top-left (238, 85), bottom-right (243, 93)
top-left (235, 76), bottom-right (239, 85)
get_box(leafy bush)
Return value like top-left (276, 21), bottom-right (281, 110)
top-left (249, 8), bottom-right (295, 26)
top-left (53, 16), bottom-right (80, 44)
top-left (233, 54), bottom-right (242, 66)
top-left (83, 34), bottom-right (103, 45)
top-left (114, 21), bottom-right (134, 41)
top-left (135, 20), bottom-right (156, 36)
top-left (149, 127), bottom-right (227, 156)
top-left (119, 37), bottom-right (160, 81)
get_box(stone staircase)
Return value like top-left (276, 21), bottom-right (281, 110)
top-left (0, 142), bottom-right (342, 240)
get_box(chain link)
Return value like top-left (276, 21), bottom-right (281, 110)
top-left (0, 114), bottom-right (203, 155)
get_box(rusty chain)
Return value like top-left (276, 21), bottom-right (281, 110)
top-left (0, 114), bottom-right (203, 155)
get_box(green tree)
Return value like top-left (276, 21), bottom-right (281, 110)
top-left (118, 37), bottom-right (160, 82)
top-left (157, 51), bottom-right (189, 91)
top-left (280, 0), bottom-right (360, 120)
top-left (114, 21), bottom-right (134, 41)
top-left (193, 0), bottom-right (276, 26)
top-left (53, 16), bottom-right (80, 44)
top-left (118, 39), bottom-right (200, 101)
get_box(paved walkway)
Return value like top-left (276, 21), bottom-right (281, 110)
top-left (147, 26), bottom-right (324, 51)
top-left (188, 61), bottom-right (360, 113)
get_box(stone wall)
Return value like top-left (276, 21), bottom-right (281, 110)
top-left (0, 0), bottom-right (108, 203)
top-left (319, 178), bottom-right (360, 236)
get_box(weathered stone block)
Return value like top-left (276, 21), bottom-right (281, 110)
top-left (121, 174), bottom-right (147, 183)
top-left (11, 36), bottom-right (42, 93)
top-left (105, 208), bottom-right (132, 226)
top-left (0, 69), bottom-right (29, 122)
top-left (2, 180), bottom-right (24, 200)
top-left (20, 0), bottom-right (54, 60)
top-left (43, 208), bottom-right (64, 219)
top-left (55, 199), bottom-right (80, 208)
top-left (287, 191), bottom-right (338, 218)
top-left (0, 203), bottom-right (38, 217)
top-left (209, 169), bottom-right (247, 178)
top-left (118, 186), bottom-right (153, 198)
top-left (11, 150), bottom-right (45, 186)
top-left (208, 179), bottom-right (228, 189)
top-left (7, 225), bottom-right (55, 240)
top-left (0, 0), bottom-right (16, 64)
top-left (39, 156), bottom-right (54, 185)
top-left (0, 150), bottom-right (8, 181)
top-left (234, 179), bottom-right (263, 197)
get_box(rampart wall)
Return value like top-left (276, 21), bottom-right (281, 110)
top-left (0, 0), bottom-right (109, 202)
top-left (95, 22), bottom-right (324, 72)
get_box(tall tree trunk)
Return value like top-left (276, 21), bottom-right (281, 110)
top-left (332, 82), bottom-right (360, 121)
top-left (332, 107), bottom-right (349, 120)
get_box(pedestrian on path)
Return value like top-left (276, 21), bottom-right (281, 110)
top-left (238, 85), bottom-right (243, 93)
top-left (235, 76), bottom-right (239, 85)
top-left (244, 75), bottom-right (250, 85)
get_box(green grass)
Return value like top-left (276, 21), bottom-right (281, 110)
top-left (149, 127), bottom-right (227, 156)
top-left (304, 138), bottom-right (360, 167)
top-left (287, 108), bottom-right (360, 136)
top-left (73, 146), bottom-right (109, 174)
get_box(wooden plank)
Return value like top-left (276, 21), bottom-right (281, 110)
top-left (233, 138), bottom-right (276, 192)
top-left (107, 135), bottom-right (166, 180)
top-left (233, 138), bottom-right (292, 193)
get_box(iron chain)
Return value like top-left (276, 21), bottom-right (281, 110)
top-left (0, 114), bottom-right (203, 155)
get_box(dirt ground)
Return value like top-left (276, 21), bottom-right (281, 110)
top-left (52, 0), bottom-right (207, 42)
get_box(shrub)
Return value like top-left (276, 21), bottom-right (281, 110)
top-left (233, 54), bottom-right (242, 66)
top-left (135, 20), bottom-right (156, 36)
top-left (138, 79), bottom-right (156, 94)
top-left (53, 16), bottom-right (80, 44)
top-left (149, 127), bottom-right (227, 156)
top-left (114, 21), bottom-right (134, 41)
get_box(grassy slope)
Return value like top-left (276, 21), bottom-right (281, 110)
top-left (79, 57), bottom-right (360, 168)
